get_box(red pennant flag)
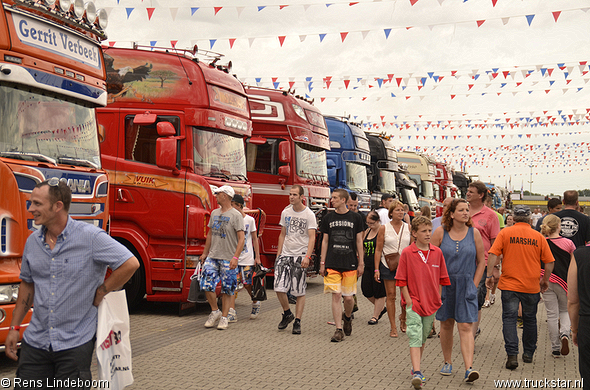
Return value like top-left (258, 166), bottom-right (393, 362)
top-left (344, 79), bottom-right (350, 89)
top-left (552, 11), bottom-right (561, 22)
top-left (545, 90), bottom-right (550, 94)
top-left (279, 5), bottom-right (289, 9)
top-left (451, 71), bottom-right (457, 77)
top-left (170, 40), bottom-right (177, 48)
top-left (450, 95), bottom-right (456, 99)
top-left (492, 0), bottom-right (498, 6)
top-left (516, 82), bottom-right (522, 87)
top-left (547, 68), bottom-right (554, 76)
top-left (321, 97), bottom-right (325, 102)
top-left (108, 41), bottom-right (116, 47)
top-left (396, 78), bottom-right (403, 87)
top-left (272, 77), bottom-right (278, 83)
top-left (147, 8), bottom-right (155, 20)
top-left (214, 7), bottom-right (223, 15)
top-left (289, 81), bottom-right (295, 88)
top-left (349, 2), bottom-right (359, 5)
top-left (438, 76), bottom-right (444, 82)
top-left (503, 71), bottom-right (510, 78)
top-left (406, 26), bottom-right (413, 30)
top-left (410, 0), bottom-right (419, 5)
top-left (229, 38), bottom-right (236, 48)
top-left (477, 20), bottom-right (485, 27)
top-left (278, 36), bottom-right (286, 46)
top-left (340, 32), bottom-right (348, 42)
top-left (362, 97), bottom-right (367, 101)
top-left (468, 84), bottom-right (474, 90)
top-left (387, 74), bottom-right (394, 82)
top-left (406, 96), bottom-right (411, 100)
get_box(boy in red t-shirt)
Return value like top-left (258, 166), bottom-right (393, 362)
top-left (396, 217), bottom-right (451, 389)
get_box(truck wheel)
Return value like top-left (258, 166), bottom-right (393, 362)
top-left (124, 262), bottom-right (146, 310)
top-left (116, 239), bottom-right (146, 310)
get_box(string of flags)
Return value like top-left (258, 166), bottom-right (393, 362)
top-left (104, 5), bottom-right (590, 48)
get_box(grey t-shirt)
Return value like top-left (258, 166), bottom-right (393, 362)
top-left (208, 207), bottom-right (245, 261)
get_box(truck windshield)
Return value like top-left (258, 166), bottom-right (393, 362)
top-left (295, 142), bottom-right (328, 182)
top-left (379, 170), bottom-right (397, 193)
top-left (345, 162), bottom-right (368, 191)
top-left (193, 128), bottom-right (247, 178)
top-left (0, 83), bottom-right (101, 168)
top-left (423, 181), bottom-right (434, 198)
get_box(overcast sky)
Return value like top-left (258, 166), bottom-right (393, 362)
top-left (94, 0), bottom-right (590, 196)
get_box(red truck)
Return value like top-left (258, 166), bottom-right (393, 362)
top-left (0, 0), bottom-right (109, 350)
top-left (434, 161), bottom-right (457, 216)
top-left (245, 87), bottom-right (330, 274)
top-left (97, 46), bottom-right (262, 309)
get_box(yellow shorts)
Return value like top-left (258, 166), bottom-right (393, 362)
top-left (323, 269), bottom-right (357, 296)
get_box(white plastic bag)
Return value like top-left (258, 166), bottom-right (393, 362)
top-left (96, 290), bottom-right (134, 390)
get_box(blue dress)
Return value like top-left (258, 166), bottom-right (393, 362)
top-left (436, 227), bottom-right (479, 323)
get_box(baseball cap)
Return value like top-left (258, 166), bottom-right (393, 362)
top-left (513, 204), bottom-right (531, 217)
top-left (213, 185), bottom-right (235, 198)
top-left (232, 194), bottom-right (245, 206)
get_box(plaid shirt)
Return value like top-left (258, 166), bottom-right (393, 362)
top-left (20, 217), bottom-right (132, 351)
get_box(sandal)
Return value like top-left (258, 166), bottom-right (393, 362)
top-left (399, 315), bottom-right (407, 333)
top-left (368, 317), bottom-right (379, 325)
top-left (390, 328), bottom-right (398, 338)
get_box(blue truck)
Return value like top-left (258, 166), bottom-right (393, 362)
top-left (324, 116), bottom-right (371, 211)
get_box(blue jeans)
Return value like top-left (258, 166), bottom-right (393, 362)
top-left (501, 290), bottom-right (540, 356)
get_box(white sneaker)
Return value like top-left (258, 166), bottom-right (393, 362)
top-left (483, 300), bottom-right (490, 308)
top-left (490, 293), bottom-right (496, 305)
top-left (250, 302), bottom-right (261, 319)
top-left (228, 308), bottom-right (238, 323)
top-left (217, 316), bottom-right (229, 330)
top-left (204, 310), bottom-right (221, 328)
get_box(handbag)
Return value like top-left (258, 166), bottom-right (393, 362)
top-left (385, 224), bottom-right (404, 272)
top-left (187, 262), bottom-right (207, 303)
top-left (96, 290), bottom-right (134, 390)
top-left (251, 263), bottom-right (268, 302)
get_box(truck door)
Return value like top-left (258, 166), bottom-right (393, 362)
top-left (113, 111), bottom-right (186, 292)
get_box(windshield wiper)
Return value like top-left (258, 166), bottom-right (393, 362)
top-left (0, 151), bottom-right (57, 165)
top-left (230, 173), bottom-right (248, 181)
top-left (202, 172), bottom-right (231, 180)
top-left (57, 156), bottom-right (99, 169)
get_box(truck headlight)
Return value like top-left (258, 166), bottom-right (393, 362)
top-left (186, 256), bottom-right (201, 268)
top-left (0, 284), bottom-right (19, 304)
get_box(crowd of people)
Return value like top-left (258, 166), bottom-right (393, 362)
top-left (6, 178), bottom-right (589, 389)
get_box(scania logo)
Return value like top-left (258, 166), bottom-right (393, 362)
top-left (66, 178), bottom-right (91, 194)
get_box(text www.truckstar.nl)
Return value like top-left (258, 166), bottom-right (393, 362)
top-left (494, 378), bottom-right (583, 388)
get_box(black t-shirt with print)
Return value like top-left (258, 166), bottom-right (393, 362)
top-left (320, 210), bottom-right (364, 271)
top-left (554, 209), bottom-right (590, 248)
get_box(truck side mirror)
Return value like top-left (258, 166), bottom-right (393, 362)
top-left (278, 164), bottom-right (290, 177)
top-left (156, 138), bottom-right (178, 171)
top-left (279, 141), bottom-right (290, 163)
top-left (157, 121), bottom-right (176, 136)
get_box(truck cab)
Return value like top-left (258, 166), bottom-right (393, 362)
top-left (397, 151), bottom-right (436, 218)
top-left (366, 134), bottom-right (399, 209)
top-left (434, 161), bottom-right (455, 216)
top-left (324, 117), bottom-right (371, 212)
top-left (0, 0), bottom-right (109, 350)
top-left (245, 87), bottom-right (330, 272)
top-left (97, 46), bottom-right (255, 308)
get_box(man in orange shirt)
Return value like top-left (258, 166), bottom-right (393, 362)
top-left (487, 205), bottom-right (554, 370)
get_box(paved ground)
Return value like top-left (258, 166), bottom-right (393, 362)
top-left (0, 277), bottom-right (583, 389)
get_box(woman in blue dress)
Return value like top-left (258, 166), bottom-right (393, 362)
top-left (431, 198), bottom-right (485, 383)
